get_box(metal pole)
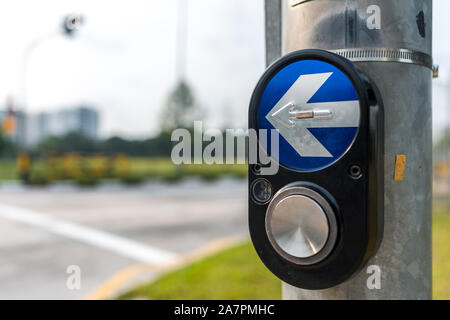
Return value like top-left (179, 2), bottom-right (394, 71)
top-left (19, 15), bottom-right (83, 148)
top-left (176, 0), bottom-right (188, 82)
top-left (265, 0), bottom-right (433, 300)
top-left (265, 0), bottom-right (282, 66)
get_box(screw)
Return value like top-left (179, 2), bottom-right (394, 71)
top-left (349, 165), bottom-right (362, 179)
top-left (253, 164), bottom-right (263, 175)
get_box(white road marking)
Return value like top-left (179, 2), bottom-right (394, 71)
top-left (0, 203), bottom-right (176, 264)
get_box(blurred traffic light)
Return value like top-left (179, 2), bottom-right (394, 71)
top-left (2, 113), bottom-right (16, 136)
top-left (2, 96), bottom-right (16, 135)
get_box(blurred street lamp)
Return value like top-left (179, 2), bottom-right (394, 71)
top-left (62, 14), bottom-right (84, 36)
top-left (176, 0), bottom-right (187, 82)
top-left (22, 14), bottom-right (84, 109)
top-left (19, 14), bottom-right (84, 147)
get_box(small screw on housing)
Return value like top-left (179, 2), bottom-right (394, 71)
top-left (349, 165), bottom-right (362, 179)
top-left (252, 163), bottom-right (263, 175)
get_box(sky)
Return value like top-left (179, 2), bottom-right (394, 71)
top-left (0, 0), bottom-right (448, 139)
top-left (0, 0), bottom-right (265, 138)
top-left (432, 0), bottom-right (450, 139)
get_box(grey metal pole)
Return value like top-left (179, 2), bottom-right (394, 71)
top-left (265, 0), bottom-right (282, 66)
top-left (264, 0), bottom-right (433, 300)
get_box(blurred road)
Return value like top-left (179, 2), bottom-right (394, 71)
top-left (0, 179), bottom-right (248, 299)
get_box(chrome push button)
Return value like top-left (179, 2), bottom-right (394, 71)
top-left (265, 185), bottom-right (338, 266)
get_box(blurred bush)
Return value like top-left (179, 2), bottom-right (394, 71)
top-left (1, 154), bottom-right (247, 185)
top-left (0, 128), bottom-right (249, 185)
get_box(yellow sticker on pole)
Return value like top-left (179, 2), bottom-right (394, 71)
top-left (394, 155), bottom-right (406, 181)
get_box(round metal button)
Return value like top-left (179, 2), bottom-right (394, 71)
top-left (266, 185), bottom-right (338, 265)
top-left (269, 195), bottom-right (329, 258)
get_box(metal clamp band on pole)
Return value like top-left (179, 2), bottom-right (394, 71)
top-left (330, 48), bottom-right (433, 70)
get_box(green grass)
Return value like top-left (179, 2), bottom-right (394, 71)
top-left (130, 158), bottom-right (247, 181)
top-left (120, 208), bottom-right (450, 300)
top-left (0, 160), bottom-right (17, 180)
top-left (119, 242), bottom-right (282, 300)
top-left (433, 208), bottom-right (450, 300)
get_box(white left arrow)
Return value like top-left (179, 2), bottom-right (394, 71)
top-left (266, 72), bottom-right (360, 158)
top-left (272, 102), bottom-right (333, 129)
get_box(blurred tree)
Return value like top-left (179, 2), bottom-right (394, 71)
top-left (63, 132), bottom-right (97, 153)
top-left (37, 136), bottom-right (63, 154)
top-left (434, 128), bottom-right (450, 152)
top-left (160, 80), bottom-right (202, 132)
top-left (36, 132), bottom-right (96, 155)
top-left (35, 133), bottom-right (173, 158)
top-left (101, 137), bottom-right (132, 155)
top-left (0, 130), bottom-right (4, 153)
top-left (0, 129), bottom-right (18, 158)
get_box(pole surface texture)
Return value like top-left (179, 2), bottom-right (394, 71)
top-left (265, 0), bottom-right (433, 300)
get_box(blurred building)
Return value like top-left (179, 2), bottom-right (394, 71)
top-left (37, 106), bottom-right (99, 142)
top-left (0, 105), bottom-right (99, 147)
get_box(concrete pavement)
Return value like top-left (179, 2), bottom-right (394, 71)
top-left (0, 179), bottom-right (248, 299)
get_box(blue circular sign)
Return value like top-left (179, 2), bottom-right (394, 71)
top-left (257, 58), bottom-right (361, 172)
